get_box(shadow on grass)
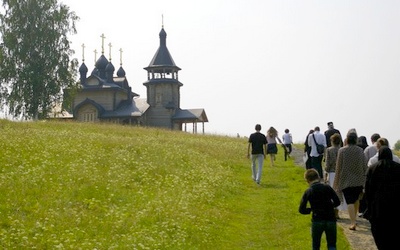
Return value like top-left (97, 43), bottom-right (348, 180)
top-left (256, 182), bottom-right (287, 189)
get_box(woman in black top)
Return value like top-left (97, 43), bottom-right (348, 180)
top-left (365, 146), bottom-right (400, 250)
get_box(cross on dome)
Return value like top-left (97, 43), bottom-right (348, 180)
top-left (100, 33), bottom-right (106, 54)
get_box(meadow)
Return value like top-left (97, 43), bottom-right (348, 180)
top-left (0, 120), bottom-right (351, 249)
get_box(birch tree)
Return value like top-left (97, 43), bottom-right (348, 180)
top-left (0, 0), bottom-right (79, 119)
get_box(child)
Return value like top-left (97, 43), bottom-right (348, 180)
top-left (282, 128), bottom-right (293, 161)
top-left (299, 169), bottom-right (341, 250)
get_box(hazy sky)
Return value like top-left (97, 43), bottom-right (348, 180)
top-left (62, 0), bottom-right (400, 146)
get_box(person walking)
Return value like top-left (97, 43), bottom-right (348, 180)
top-left (365, 146), bottom-right (400, 250)
top-left (304, 129), bottom-right (314, 169)
top-left (361, 133), bottom-right (380, 218)
top-left (364, 133), bottom-right (380, 161)
top-left (356, 135), bottom-right (369, 217)
top-left (324, 122), bottom-right (343, 148)
top-left (266, 126), bottom-right (282, 167)
top-left (247, 124), bottom-right (267, 184)
top-left (324, 133), bottom-right (344, 219)
top-left (307, 126), bottom-right (326, 179)
top-left (367, 137), bottom-right (400, 166)
top-left (356, 135), bottom-right (369, 150)
top-left (282, 128), bottom-right (293, 161)
top-left (333, 130), bottom-right (367, 231)
top-left (299, 169), bottom-right (341, 250)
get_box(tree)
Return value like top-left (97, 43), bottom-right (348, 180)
top-left (395, 140), bottom-right (400, 151)
top-left (0, 0), bottom-right (79, 120)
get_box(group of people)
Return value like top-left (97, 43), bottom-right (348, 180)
top-left (247, 122), bottom-right (400, 249)
top-left (247, 124), bottom-right (293, 184)
top-left (299, 122), bottom-right (400, 250)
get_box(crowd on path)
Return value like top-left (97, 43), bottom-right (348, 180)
top-left (247, 122), bottom-right (400, 250)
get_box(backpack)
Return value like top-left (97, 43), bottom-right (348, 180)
top-left (312, 134), bottom-right (325, 154)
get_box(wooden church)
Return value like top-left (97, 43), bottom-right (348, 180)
top-left (64, 26), bottom-right (208, 133)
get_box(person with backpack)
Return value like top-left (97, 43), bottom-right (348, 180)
top-left (307, 126), bottom-right (327, 180)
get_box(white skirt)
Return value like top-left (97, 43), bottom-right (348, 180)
top-left (327, 172), bottom-right (347, 211)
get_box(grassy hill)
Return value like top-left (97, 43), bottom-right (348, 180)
top-left (0, 120), bottom-right (351, 249)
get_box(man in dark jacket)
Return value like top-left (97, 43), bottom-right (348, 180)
top-left (299, 169), bottom-right (341, 250)
top-left (324, 122), bottom-right (343, 147)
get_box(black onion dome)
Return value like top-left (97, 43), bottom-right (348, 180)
top-left (79, 62), bottom-right (88, 74)
top-left (105, 61), bottom-right (115, 72)
top-left (95, 54), bottom-right (109, 70)
top-left (117, 66), bottom-right (126, 77)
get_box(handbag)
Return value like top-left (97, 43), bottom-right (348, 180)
top-left (312, 134), bottom-right (325, 154)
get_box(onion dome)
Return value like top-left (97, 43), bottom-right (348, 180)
top-left (105, 61), bottom-right (115, 82)
top-left (117, 66), bottom-right (126, 77)
top-left (95, 54), bottom-right (109, 70)
top-left (79, 62), bottom-right (88, 74)
top-left (105, 61), bottom-right (115, 73)
top-left (79, 62), bottom-right (88, 84)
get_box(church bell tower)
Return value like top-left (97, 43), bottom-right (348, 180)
top-left (143, 25), bottom-right (183, 129)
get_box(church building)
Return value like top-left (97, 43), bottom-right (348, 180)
top-left (64, 26), bottom-right (208, 133)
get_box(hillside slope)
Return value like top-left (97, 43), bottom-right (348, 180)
top-left (0, 120), bottom-right (350, 249)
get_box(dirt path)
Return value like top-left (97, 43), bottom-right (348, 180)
top-left (291, 147), bottom-right (377, 250)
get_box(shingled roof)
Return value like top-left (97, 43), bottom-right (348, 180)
top-left (173, 109), bottom-right (208, 122)
top-left (144, 28), bottom-right (181, 72)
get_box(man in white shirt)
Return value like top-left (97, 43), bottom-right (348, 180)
top-left (282, 128), bottom-right (293, 161)
top-left (364, 133), bottom-right (380, 161)
top-left (307, 126), bottom-right (327, 179)
top-left (368, 137), bottom-right (400, 166)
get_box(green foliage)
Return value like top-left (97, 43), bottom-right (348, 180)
top-left (0, 120), bottom-right (351, 249)
top-left (0, 0), bottom-right (79, 119)
top-left (394, 140), bottom-right (400, 151)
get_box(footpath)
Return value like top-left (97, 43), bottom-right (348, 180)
top-left (291, 147), bottom-right (377, 250)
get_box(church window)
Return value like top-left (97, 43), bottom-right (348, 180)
top-left (156, 93), bottom-right (162, 104)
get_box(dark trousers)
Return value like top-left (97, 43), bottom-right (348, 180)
top-left (312, 221), bottom-right (337, 250)
top-left (311, 155), bottom-right (324, 179)
top-left (284, 144), bottom-right (292, 161)
top-left (371, 220), bottom-right (395, 250)
top-left (359, 197), bottom-right (367, 214)
top-left (305, 153), bottom-right (312, 169)
top-left (284, 144), bottom-right (292, 154)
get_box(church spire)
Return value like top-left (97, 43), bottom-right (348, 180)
top-left (108, 42), bottom-right (112, 61)
top-left (117, 48), bottom-right (126, 77)
top-left (105, 42), bottom-right (115, 82)
top-left (79, 43), bottom-right (88, 84)
top-left (119, 48), bottom-right (123, 66)
top-left (95, 33), bottom-right (109, 79)
top-left (81, 43), bottom-right (85, 62)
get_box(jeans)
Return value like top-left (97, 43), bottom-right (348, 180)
top-left (251, 154), bottom-right (264, 183)
top-left (311, 221), bottom-right (337, 250)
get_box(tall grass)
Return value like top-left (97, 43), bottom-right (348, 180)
top-left (0, 120), bottom-right (351, 249)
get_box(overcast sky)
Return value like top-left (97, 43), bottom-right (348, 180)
top-left (62, 0), bottom-right (400, 146)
